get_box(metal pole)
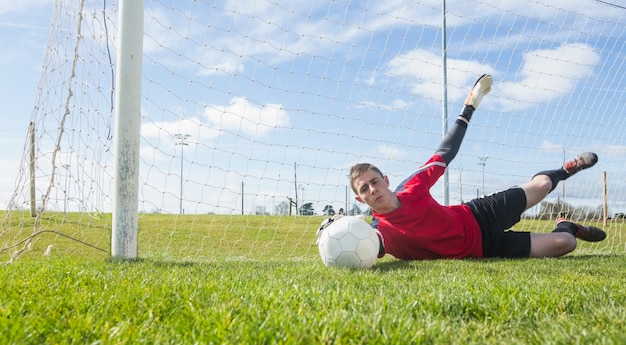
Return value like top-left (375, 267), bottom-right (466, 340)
top-left (63, 164), bottom-right (70, 213)
top-left (346, 174), bottom-right (350, 215)
top-left (294, 162), bottom-right (298, 215)
top-left (562, 149), bottom-right (566, 205)
top-left (29, 122), bottom-right (37, 217)
top-left (442, 0), bottom-right (449, 205)
top-left (345, 185), bottom-right (348, 216)
top-left (602, 171), bottom-right (607, 227)
top-left (179, 142), bottom-right (183, 214)
top-left (299, 185), bottom-right (305, 215)
top-left (175, 133), bottom-right (190, 215)
top-left (477, 157), bottom-right (487, 196)
top-left (458, 168), bottom-right (463, 203)
top-left (112, 0), bottom-right (144, 258)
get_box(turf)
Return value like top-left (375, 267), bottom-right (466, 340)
top-left (1, 212), bottom-right (625, 344)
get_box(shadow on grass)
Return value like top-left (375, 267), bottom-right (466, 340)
top-left (105, 256), bottom-right (199, 268)
top-left (368, 253), bottom-right (622, 272)
top-left (104, 256), bottom-right (304, 269)
top-left (371, 259), bottom-right (414, 272)
top-left (558, 253), bottom-right (623, 260)
top-left (101, 253), bottom-right (622, 273)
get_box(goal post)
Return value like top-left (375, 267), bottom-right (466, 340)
top-left (111, 0), bottom-right (144, 258)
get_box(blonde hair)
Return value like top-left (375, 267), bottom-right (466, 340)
top-left (349, 163), bottom-right (384, 193)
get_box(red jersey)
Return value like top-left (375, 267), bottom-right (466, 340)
top-left (373, 154), bottom-right (483, 260)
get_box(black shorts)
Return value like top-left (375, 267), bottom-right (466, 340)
top-left (465, 187), bottom-right (531, 258)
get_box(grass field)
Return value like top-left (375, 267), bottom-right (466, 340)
top-left (1, 212), bottom-right (625, 344)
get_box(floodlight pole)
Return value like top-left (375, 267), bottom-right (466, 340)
top-left (562, 149), bottom-right (566, 204)
top-left (441, 0), bottom-right (450, 205)
top-left (63, 164), bottom-right (70, 213)
top-left (346, 174), bottom-right (350, 215)
top-left (477, 156), bottom-right (487, 196)
top-left (28, 122), bottom-right (37, 217)
top-left (299, 184), bottom-right (304, 215)
top-left (175, 133), bottom-right (190, 215)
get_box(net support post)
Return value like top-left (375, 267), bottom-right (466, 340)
top-left (111, 0), bottom-right (144, 258)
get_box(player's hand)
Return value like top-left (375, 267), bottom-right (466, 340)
top-left (464, 74), bottom-right (492, 110)
top-left (316, 213), bottom-right (344, 244)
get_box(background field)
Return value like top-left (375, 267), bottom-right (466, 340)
top-left (1, 213), bottom-right (625, 344)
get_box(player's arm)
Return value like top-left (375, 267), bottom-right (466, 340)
top-left (435, 74), bottom-right (492, 164)
top-left (434, 107), bottom-right (471, 164)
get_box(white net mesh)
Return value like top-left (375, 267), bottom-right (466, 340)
top-left (2, 0), bottom-right (626, 261)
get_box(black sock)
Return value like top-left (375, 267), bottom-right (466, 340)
top-left (533, 168), bottom-right (570, 192)
top-left (552, 221), bottom-right (577, 236)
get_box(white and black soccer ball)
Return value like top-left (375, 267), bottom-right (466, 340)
top-left (317, 216), bottom-right (380, 269)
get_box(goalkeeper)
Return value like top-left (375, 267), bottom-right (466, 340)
top-left (349, 74), bottom-right (606, 260)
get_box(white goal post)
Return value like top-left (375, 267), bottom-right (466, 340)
top-left (111, 0), bottom-right (144, 258)
top-left (2, 0), bottom-right (626, 262)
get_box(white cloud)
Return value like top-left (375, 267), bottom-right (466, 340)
top-left (360, 99), bottom-right (413, 112)
top-left (540, 140), bottom-right (564, 151)
top-left (182, 0), bottom-right (446, 70)
top-left (138, 97), bottom-right (290, 159)
top-left (198, 60), bottom-right (245, 76)
top-left (141, 117), bottom-right (220, 144)
top-left (387, 49), bottom-right (495, 102)
top-left (0, 0), bottom-right (50, 15)
top-left (385, 43), bottom-right (600, 111)
top-left (377, 144), bottom-right (407, 160)
top-left (203, 97), bottom-right (290, 138)
top-left (498, 43), bottom-right (600, 110)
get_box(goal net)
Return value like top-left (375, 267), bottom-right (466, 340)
top-left (2, 0), bottom-right (626, 262)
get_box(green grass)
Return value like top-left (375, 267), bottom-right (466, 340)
top-left (1, 212), bottom-right (626, 344)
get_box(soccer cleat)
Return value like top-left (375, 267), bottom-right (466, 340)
top-left (555, 218), bottom-right (606, 242)
top-left (464, 74), bottom-right (493, 109)
top-left (563, 152), bottom-right (598, 175)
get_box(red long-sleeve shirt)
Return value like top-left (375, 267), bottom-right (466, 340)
top-left (373, 154), bottom-right (483, 260)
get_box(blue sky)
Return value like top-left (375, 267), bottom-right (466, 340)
top-left (0, 0), bottom-right (52, 208)
top-left (2, 0), bottom-right (626, 216)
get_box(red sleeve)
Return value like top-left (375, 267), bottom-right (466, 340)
top-left (400, 154), bottom-right (447, 193)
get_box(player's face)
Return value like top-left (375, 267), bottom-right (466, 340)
top-left (353, 170), bottom-right (399, 214)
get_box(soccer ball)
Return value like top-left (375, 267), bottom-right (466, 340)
top-left (317, 216), bottom-right (380, 269)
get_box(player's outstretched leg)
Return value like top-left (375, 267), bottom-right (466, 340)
top-left (465, 74), bottom-right (493, 110)
top-left (531, 151), bottom-right (598, 195)
top-left (521, 151), bottom-right (599, 210)
top-left (563, 152), bottom-right (598, 176)
top-left (553, 218), bottom-right (606, 242)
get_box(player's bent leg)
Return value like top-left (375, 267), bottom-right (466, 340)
top-left (519, 174), bottom-right (552, 210)
top-left (529, 233), bottom-right (577, 258)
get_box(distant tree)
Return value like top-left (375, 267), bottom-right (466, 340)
top-left (274, 201), bottom-right (290, 215)
top-left (255, 205), bottom-right (268, 215)
top-left (300, 202), bottom-right (315, 215)
top-left (322, 205), bottom-right (336, 216)
top-left (349, 204), bottom-right (362, 216)
top-left (538, 201), bottom-right (570, 220)
top-left (570, 205), bottom-right (603, 220)
top-left (538, 201), bottom-right (604, 220)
